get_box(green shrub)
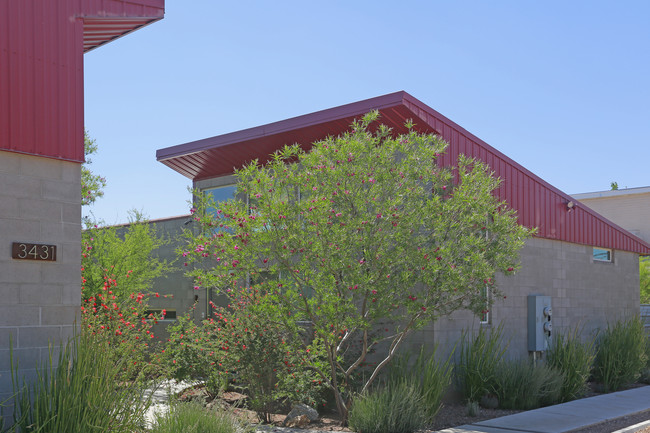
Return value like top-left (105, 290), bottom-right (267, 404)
top-left (151, 402), bottom-right (236, 433)
top-left (593, 316), bottom-right (648, 392)
top-left (456, 325), bottom-right (507, 403)
top-left (4, 332), bottom-right (152, 433)
top-left (492, 360), bottom-right (563, 410)
top-left (348, 382), bottom-right (427, 433)
top-left (388, 346), bottom-right (452, 420)
top-left (546, 327), bottom-right (595, 402)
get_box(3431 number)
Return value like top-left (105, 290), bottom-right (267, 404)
top-left (11, 242), bottom-right (57, 261)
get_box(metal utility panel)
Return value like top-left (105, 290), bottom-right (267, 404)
top-left (528, 295), bottom-right (552, 352)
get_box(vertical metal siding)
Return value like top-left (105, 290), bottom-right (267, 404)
top-left (0, 0), bottom-right (163, 162)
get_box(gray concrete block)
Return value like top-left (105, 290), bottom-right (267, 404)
top-left (18, 326), bottom-right (62, 349)
top-left (19, 155), bottom-right (63, 180)
top-left (40, 305), bottom-right (78, 326)
top-left (0, 284), bottom-right (20, 305)
top-left (41, 179), bottom-right (80, 202)
top-left (41, 264), bottom-right (80, 284)
top-left (18, 198), bottom-right (63, 222)
top-left (0, 306), bottom-right (40, 326)
top-left (19, 284), bottom-right (62, 305)
top-left (0, 196), bottom-right (19, 218)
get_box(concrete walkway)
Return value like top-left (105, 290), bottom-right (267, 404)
top-left (438, 386), bottom-right (650, 433)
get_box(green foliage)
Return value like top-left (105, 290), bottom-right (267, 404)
top-left (387, 346), bottom-right (452, 420)
top-left (81, 131), bottom-right (107, 206)
top-left (610, 181), bottom-right (619, 191)
top-left (151, 402), bottom-right (237, 433)
top-left (546, 327), bottom-right (595, 402)
top-left (81, 211), bottom-right (172, 380)
top-left (593, 316), bottom-right (648, 392)
top-left (164, 287), bottom-right (327, 423)
top-left (183, 112), bottom-right (531, 421)
top-left (82, 210), bottom-right (171, 301)
top-left (640, 257), bottom-right (650, 304)
top-left (163, 305), bottom-right (214, 383)
top-left (4, 332), bottom-right (152, 433)
top-left (348, 382), bottom-right (427, 433)
top-left (492, 360), bottom-right (563, 410)
top-left (456, 325), bottom-right (507, 403)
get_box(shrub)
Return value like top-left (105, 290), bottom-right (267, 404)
top-left (5, 332), bottom-right (153, 433)
top-left (348, 382), bottom-right (427, 433)
top-left (151, 402), bottom-right (237, 433)
top-left (546, 327), bottom-right (595, 402)
top-left (594, 316), bottom-right (648, 392)
top-left (164, 288), bottom-right (327, 422)
top-left (456, 325), bottom-right (507, 403)
top-left (492, 360), bottom-right (563, 410)
top-left (388, 345), bottom-right (452, 420)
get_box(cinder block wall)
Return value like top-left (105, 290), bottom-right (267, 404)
top-left (0, 151), bottom-right (81, 402)
top-left (410, 237), bottom-right (640, 360)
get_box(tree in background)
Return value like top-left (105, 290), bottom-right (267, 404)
top-left (82, 210), bottom-right (171, 301)
top-left (82, 131), bottom-right (107, 206)
top-left (641, 257), bottom-right (650, 304)
top-left (182, 111), bottom-right (531, 422)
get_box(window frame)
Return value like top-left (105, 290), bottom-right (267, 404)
top-left (593, 247), bottom-right (613, 263)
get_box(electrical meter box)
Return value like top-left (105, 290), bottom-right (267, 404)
top-left (527, 295), bottom-right (552, 352)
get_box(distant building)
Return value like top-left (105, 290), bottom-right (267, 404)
top-left (573, 187), bottom-right (650, 244)
top-left (154, 92), bottom-right (650, 358)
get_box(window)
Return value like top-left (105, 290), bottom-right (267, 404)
top-left (593, 247), bottom-right (612, 262)
top-left (203, 185), bottom-right (238, 215)
top-left (145, 309), bottom-right (176, 320)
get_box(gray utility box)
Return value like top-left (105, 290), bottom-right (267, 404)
top-left (527, 295), bottom-right (552, 352)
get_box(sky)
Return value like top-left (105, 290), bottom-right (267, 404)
top-left (83, 1), bottom-right (650, 224)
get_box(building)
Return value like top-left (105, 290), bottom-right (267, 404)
top-left (156, 91), bottom-right (650, 358)
top-left (0, 0), bottom-right (164, 403)
top-left (572, 187), bottom-right (650, 244)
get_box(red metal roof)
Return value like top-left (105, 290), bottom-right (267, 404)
top-left (156, 91), bottom-right (650, 255)
top-left (0, 0), bottom-right (164, 162)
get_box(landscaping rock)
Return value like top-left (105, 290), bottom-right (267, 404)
top-left (284, 414), bottom-right (310, 428)
top-left (286, 403), bottom-right (319, 422)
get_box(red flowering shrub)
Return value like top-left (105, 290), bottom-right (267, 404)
top-left (183, 112), bottom-right (531, 422)
top-left (165, 287), bottom-right (326, 422)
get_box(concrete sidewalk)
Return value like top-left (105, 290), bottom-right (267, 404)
top-left (438, 386), bottom-right (650, 433)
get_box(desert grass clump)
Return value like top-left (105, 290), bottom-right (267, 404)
top-left (546, 327), bottom-right (595, 402)
top-left (348, 382), bottom-right (427, 433)
top-left (593, 316), bottom-right (648, 392)
top-left (456, 324), bottom-right (507, 404)
top-left (492, 360), bottom-right (564, 410)
top-left (387, 345), bottom-right (453, 420)
top-left (5, 332), bottom-right (153, 433)
top-left (151, 402), bottom-right (237, 433)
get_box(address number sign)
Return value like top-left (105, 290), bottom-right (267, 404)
top-left (12, 242), bottom-right (57, 261)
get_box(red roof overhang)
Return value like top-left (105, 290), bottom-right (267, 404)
top-left (156, 92), bottom-right (439, 180)
top-left (83, 17), bottom-right (162, 52)
top-left (81, 0), bottom-right (165, 53)
top-left (156, 91), bottom-right (650, 255)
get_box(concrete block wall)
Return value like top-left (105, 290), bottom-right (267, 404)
top-left (409, 237), bottom-right (640, 361)
top-left (0, 151), bottom-right (81, 402)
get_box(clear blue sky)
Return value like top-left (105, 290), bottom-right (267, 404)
top-left (84, 1), bottom-right (650, 224)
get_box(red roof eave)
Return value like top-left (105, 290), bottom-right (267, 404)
top-left (156, 91), bottom-right (650, 256)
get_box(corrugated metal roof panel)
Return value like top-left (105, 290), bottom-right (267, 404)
top-left (156, 91), bottom-right (650, 255)
top-left (0, 0), bottom-right (163, 162)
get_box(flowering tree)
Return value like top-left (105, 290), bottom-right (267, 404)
top-left (182, 111), bottom-right (531, 421)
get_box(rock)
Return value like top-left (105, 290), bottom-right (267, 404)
top-left (286, 403), bottom-right (319, 422)
top-left (284, 414), bottom-right (310, 428)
